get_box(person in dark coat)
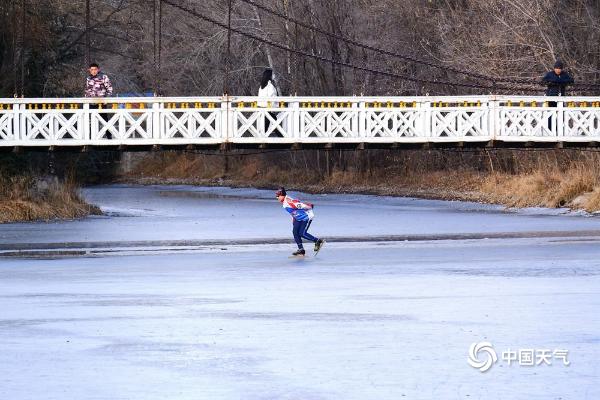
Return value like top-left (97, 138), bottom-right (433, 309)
top-left (542, 61), bottom-right (574, 97)
top-left (542, 61), bottom-right (574, 131)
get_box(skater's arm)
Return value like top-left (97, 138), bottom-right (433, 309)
top-left (295, 200), bottom-right (314, 210)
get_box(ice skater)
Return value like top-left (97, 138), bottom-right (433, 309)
top-left (276, 187), bottom-right (324, 257)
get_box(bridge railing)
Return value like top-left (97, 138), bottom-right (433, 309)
top-left (1, 96), bottom-right (600, 146)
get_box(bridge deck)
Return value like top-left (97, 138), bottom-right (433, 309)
top-left (1, 95), bottom-right (600, 151)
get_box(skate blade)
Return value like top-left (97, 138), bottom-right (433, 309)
top-left (314, 240), bottom-right (326, 257)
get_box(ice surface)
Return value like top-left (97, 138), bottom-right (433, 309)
top-left (1, 185), bottom-right (599, 399)
top-left (1, 184), bottom-right (600, 246)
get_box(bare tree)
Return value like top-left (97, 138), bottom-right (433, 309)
top-left (2, 0), bottom-right (600, 97)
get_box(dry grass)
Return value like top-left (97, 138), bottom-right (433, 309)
top-left (479, 165), bottom-right (597, 209)
top-left (0, 176), bottom-right (101, 223)
top-left (124, 150), bottom-right (600, 212)
top-left (583, 189), bottom-right (600, 212)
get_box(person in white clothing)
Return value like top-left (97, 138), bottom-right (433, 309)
top-left (257, 69), bottom-right (280, 136)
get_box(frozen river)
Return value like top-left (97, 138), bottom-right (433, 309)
top-left (1, 185), bottom-right (599, 399)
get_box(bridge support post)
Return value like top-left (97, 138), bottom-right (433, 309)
top-left (220, 142), bottom-right (230, 175)
top-left (48, 148), bottom-right (56, 176)
top-left (221, 95), bottom-right (232, 176)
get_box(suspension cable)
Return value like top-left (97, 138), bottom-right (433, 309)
top-left (85, 0), bottom-right (90, 67)
top-left (238, 0), bottom-right (529, 86)
top-left (161, 0), bottom-right (540, 92)
top-left (224, 0), bottom-right (233, 95)
top-left (20, 0), bottom-right (27, 97)
top-left (153, 0), bottom-right (157, 94)
top-left (157, 0), bottom-right (163, 95)
top-left (240, 0), bottom-right (600, 90)
top-left (11, 0), bottom-right (18, 97)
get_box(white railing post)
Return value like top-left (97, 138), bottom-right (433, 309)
top-left (19, 103), bottom-right (27, 144)
top-left (422, 100), bottom-right (431, 140)
top-left (557, 98), bottom-right (564, 138)
top-left (83, 102), bottom-right (91, 142)
top-left (488, 96), bottom-right (498, 141)
top-left (51, 106), bottom-right (58, 144)
top-left (358, 100), bottom-right (366, 139)
top-left (12, 103), bottom-right (21, 144)
top-left (351, 98), bottom-right (359, 139)
top-left (76, 103), bottom-right (84, 143)
top-left (291, 99), bottom-right (300, 141)
top-left (221, 96), bottom-right (231, 142)
top-left (152, 100), bottom-right (161, 141)
top-left (187, 102), bottom-right (195, 140)
top-left (118, 105), bottom-right (126, 143)
top-left (495, 97), bottom-right (502, 140)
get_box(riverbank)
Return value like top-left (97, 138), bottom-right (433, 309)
top-left (123, 150), bottom-right (600, 213)
top-left (0, 176), bottom-right (101, 223)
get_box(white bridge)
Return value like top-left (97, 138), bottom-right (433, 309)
top-left (1, 96), bottom-right (600, 150)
